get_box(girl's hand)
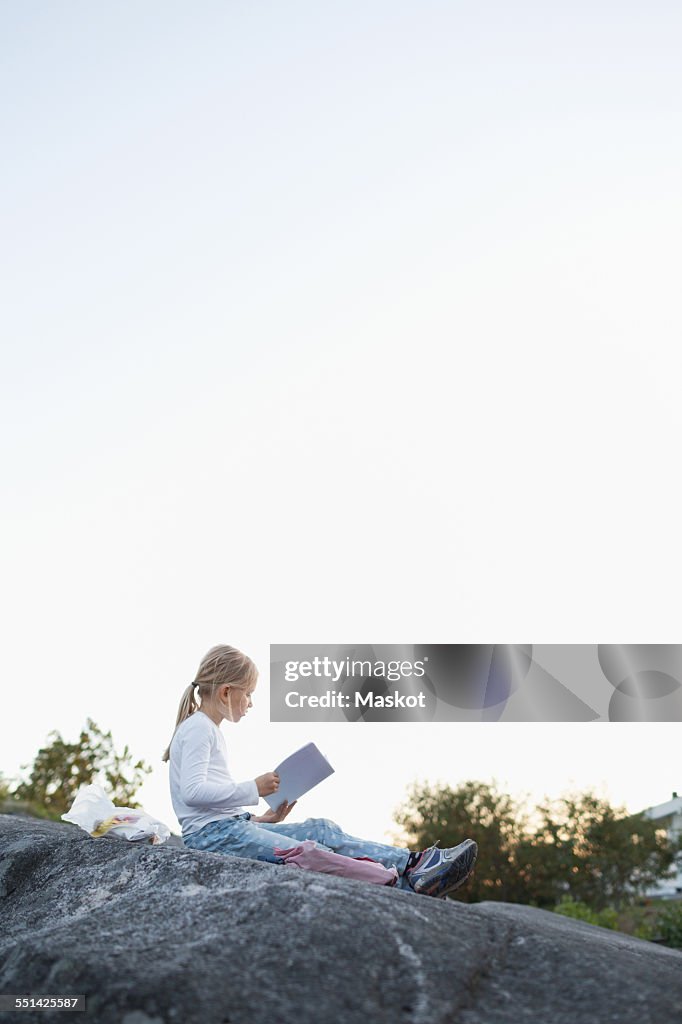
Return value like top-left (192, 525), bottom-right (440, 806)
top-left (254, 800), bottom-right (297, 824)
top-left (255, 771), bottom-right (280, 796)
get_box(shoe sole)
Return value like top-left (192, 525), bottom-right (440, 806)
top-left (438, 866), bottom-right (476, 900)
top-left (415, 841), bottom-right (478, 898)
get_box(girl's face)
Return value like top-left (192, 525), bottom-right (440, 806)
top-left (221, 682), bottom-right (256, 723)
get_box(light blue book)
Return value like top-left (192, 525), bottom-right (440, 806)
top-left (264, 742), bottom-right (335, 809)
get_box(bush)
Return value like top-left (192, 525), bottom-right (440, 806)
top-left (553, 897), bottom-right (618, 930)
top-left (656, 902), bottom-right (682, 949)
top-left (633, 921), bottom-right (654, 941)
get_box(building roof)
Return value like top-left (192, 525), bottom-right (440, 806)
top-left (642, 794), bottom-right (682, 821)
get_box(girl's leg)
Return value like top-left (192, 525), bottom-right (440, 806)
top-left (254, 817), bottom-right (412, 875)
top-left (184, 815), bottom-right (333, 864)
top-left (185, 815), bottom-right (418, 892)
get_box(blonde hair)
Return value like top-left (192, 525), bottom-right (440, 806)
top-left (161, 644), bottom-right (258, 762)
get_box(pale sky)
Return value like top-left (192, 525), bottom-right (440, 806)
top-left (1, 3), bottom-right (681, 843)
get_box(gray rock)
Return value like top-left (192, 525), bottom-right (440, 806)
top-left (1, 814), bottom-right (681, 1024)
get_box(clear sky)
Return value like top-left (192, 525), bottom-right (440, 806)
top-left (1, 3), bottom-right (680, 842)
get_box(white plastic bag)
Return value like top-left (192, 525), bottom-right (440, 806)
top-left (61, 783), bottom-right (171, 845)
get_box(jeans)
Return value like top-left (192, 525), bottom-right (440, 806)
top-left (184, 814), bottom-right (416, 891)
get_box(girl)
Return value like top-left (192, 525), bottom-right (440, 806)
top-left (163, 644), bottom-right (477, 898)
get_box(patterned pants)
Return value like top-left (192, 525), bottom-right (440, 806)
top-left (183, 814), bottom-right (416, 891)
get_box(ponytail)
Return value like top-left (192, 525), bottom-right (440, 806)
top-left (162, 645), bottom-right (258, 763)
top-left (161, 682), bottom-right (199, 762)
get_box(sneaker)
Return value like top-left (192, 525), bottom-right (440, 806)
top-left (405, 839), bottom-right (478, 898)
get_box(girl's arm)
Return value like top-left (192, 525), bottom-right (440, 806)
top-left (180, 730), bottom-right (259, 808)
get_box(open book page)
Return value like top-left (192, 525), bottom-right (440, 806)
top-left (264, 742), bottom-right (335, 809)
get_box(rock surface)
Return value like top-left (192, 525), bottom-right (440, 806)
top-left (1, 814), bottom-right (681, 1024)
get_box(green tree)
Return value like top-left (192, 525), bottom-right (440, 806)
top-left (394, 779), bottom-right (528, 902)
top-left (8, 718), bottom-right (151, 820)
top-left (394, 781), bottom-right (681, 909)
top-left (527, 792), bottom-right (679, 910)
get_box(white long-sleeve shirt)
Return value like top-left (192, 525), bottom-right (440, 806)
top-left (168, 711), bottom-right (260, 838)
